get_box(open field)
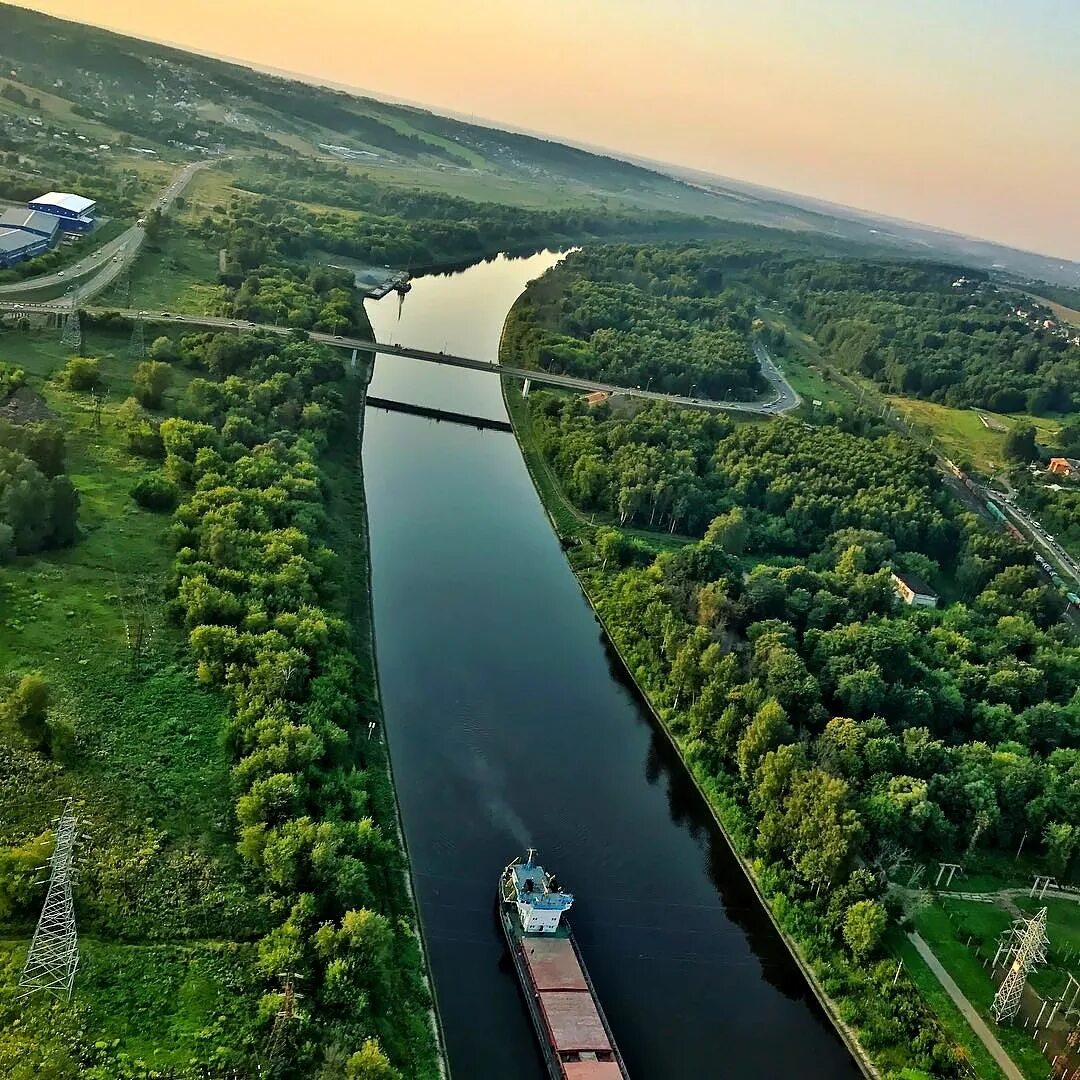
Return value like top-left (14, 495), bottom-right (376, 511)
top-left (1029, 293), bottom-right (1080, 328)
top-left (885, 397), bottom-right (1061, 473)
top-left (888, 928), bottom-right (1007, 1080)
top-left (0, 325), bottom-right (263, 1068)
top-left (913, 901), bottom-right (1049, 1078)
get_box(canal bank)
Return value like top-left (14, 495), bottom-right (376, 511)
top-left (501, 365), bottom-right (878, 1079)
top-left (361, 250), bottom-right (862, 1079)
top-left (338, 319), bottom-right (450, 1077)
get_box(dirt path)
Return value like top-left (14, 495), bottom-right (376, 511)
top-left (907, 931), bottom-right (1024, 1080)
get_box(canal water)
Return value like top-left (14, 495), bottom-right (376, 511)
top-left (362, 252), bottom-right (860, 1079)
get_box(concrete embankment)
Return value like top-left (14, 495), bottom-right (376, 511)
top-left (497, 306), bottom-right (880, 1080)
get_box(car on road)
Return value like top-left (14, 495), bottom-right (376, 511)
top-left (160, 311), bottom-right (171, 317)
top-left (57, 270), bottom-right (64, 276)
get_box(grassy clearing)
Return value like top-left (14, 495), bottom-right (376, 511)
top-left (362, 160), bottom-right (605, 209)
top-left (111, 230), bottom-right (227, 315)
top-left (888, 928), bottom-right (1007, 1080)
top-left (0, 326), bottom-right (264, 1068)
top-left (914, 901), bottom-right (1053, 1078)
top-left (884, 397), bottom-right (1061, 473)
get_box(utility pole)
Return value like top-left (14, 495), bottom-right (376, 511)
top-left (60, 308), bottom-right (82, 352)
top-left (265, 972), bottom-right (301, 1067)
top-left (18, 801), bottom-right (80, 1000)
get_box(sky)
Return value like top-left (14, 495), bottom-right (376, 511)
top-left (12, 0), bottom-right (1080, 259)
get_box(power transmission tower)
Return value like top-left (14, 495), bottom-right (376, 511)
top-left (18, 801), bottom-right (80, 1000)
top-left (60, 308), bottom-right (82, 352)
top-left (129, 317), bottom-right (146, 360)
top-left (992, 906), bottom-right (1049, 1023)
top-left (265, 972), bottom-right (301, 1067)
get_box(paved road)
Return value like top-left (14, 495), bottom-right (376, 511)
top-left (976, 486), bottom-right (1080, 590)
top-left (907, 931), bottom-right (1023, 1080)
top-left (0, 303), bottom-right (801, 417)
top-left (0, 160), bottom-right (211, 301)
top-left (752, 338), bottom-right (801, 414)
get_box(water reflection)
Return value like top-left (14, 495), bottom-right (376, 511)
top-left (361, 252), bottom-right (860, 1079)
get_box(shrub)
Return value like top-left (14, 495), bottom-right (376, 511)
top-left (4, 673), bottom-right (50, 749)
top-left (133, 360), bottom-right (172, 408)
top-left (61, 356), bottom-right (101, 391)
top-left (131, 471), bottom-right (180, 511)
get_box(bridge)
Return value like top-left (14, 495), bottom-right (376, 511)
top-left (0, 302), bottom-right (800, 417)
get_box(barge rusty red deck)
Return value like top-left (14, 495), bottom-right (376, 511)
top-left (501, 850), bottom-right (630, 1079)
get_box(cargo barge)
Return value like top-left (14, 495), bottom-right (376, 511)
top-left (499, 850), bottom-right (630, 1080)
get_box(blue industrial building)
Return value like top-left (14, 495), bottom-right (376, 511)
top-left (0, 227), bottom-right (54, 268)
top-left (27, 191), bottom-right (96, 233)
top-left (0, 208), bottom-right (62, 243)
top-left (0, 190), bottom-right (96, 267)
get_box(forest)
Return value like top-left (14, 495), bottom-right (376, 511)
top-left (0, 327), bottom-right (436, 1079)
top-left (517, 386), bottom-right (1079, 1075)
top-left (771, 260), bottom-right (1080, 413)
top-left (502, 245), bottom-right (766, 400)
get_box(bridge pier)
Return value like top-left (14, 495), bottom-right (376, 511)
top-left (351, 347), bottom-right (358, 371)
top-left (522, 378), bottom-right (531, 398)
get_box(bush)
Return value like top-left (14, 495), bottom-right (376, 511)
top-left (131, 471), bottom-right (180, 511)
top-left (4, 673), bottom-right (50, 749)
top-left (61, 356), bottom-right (101, 391)
top-left (133, 360), bottom-right (172, 408)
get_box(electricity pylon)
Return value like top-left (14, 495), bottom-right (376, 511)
top-left (18, 801), bottom-right (80, 1000)
top-left (129, 317), bottom-right (146, 360)
top-left (265, 972), bottom-right (301, 1066)
top-left (992, 906), bottom-right (1048, 1023)
top-left (60, 308), bottom-right (82, 352)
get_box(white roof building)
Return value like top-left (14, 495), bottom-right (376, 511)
top-left (28, 191), bottom-right (96, 217)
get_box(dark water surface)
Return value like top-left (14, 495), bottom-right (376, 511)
top-left (362, 252), bottom-right (859, 1079)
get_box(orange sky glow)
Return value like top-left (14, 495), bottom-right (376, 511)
top-left (11, 0), bottom-right (1080, 260)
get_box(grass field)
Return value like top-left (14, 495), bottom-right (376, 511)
top-left (0, 325), bottom-right (264, 1070)
top-left (106, 229), bottom-right (228, 315)
top-left (888, 928), bottom-right (1007, 1080)
top-left (885, 397), bottom-right (1061, 473)
top-left (913, 901), bottom-right (1050, 1078)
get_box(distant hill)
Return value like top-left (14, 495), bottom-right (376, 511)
top-left (0, 1), bottom-right (1076, 287)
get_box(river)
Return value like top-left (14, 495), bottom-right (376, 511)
top-left (362, 251), bottom-right (860, 1079)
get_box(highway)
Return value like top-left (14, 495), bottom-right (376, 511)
top-left (0, 302), bottom-right (801, 416)
top-left (981, 487), bottom-right (1080, 590)
top-left (0, 161), bottom-right (211, 302)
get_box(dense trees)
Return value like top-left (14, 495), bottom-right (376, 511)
top-left (505, 255), bottom-right (1080, 1072)
top-left (503, 245), bottom-right (764, 399)
top-left (0, 420), bottom-right (78, 560)
top-left (152, 330), bottom-right (435, 1076)
top-left (773, 260), bottom-right (1079, 412)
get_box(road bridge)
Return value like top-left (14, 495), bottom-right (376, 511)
top-left (0, 302), bottom-right (800, 416)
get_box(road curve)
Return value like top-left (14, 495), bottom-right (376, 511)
top-left (0, 161), bottom-right (211, 301)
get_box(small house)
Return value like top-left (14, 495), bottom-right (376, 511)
top-left (1048, 458), bottom-right (1079, 478)
top-left (891, 570), bottom-right (938, 609)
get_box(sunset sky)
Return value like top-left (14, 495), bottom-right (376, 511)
top-left (12, 0), bottom-right (1080, 259)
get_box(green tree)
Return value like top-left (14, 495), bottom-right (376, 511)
top-left (133, 360), bottom-right (172, 408)
top-left (61, 357), bottom-right (101, 392)
top-left (5, 673), bottom-right (50, 749)
top-left (705, 507), bottom-right (749, 555)
top-left (842, 899), bottom-right (887, 959)
top-left (1044, 822), bottom-right (1077, 879)
top-left (346, 1039), bottom-right (397, 1080)
top-left (1003, 423), bottom-right (1037, 462)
